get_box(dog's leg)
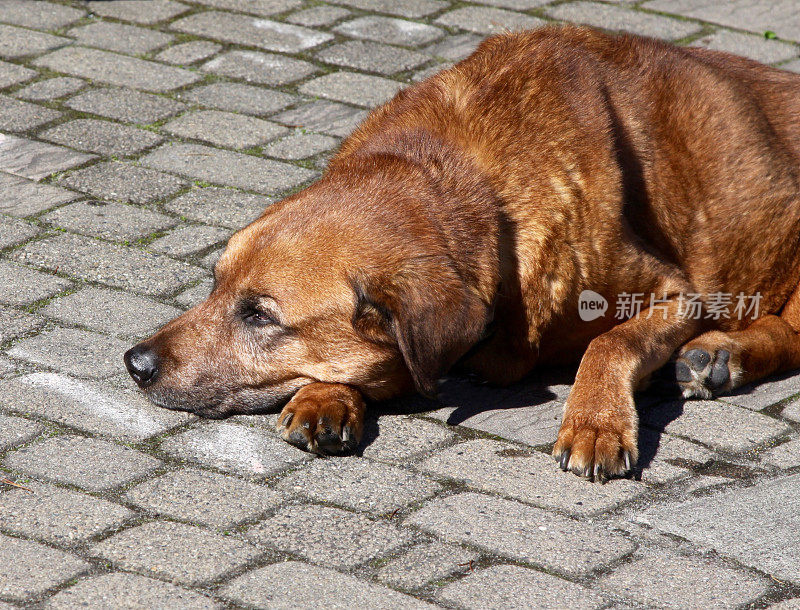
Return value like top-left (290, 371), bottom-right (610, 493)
top-left (553, 280), bottom-right (698, 481)
top-left (676, 314), bottom-right (800, 399)
top-left (276, 383), bottom-right (365, 455)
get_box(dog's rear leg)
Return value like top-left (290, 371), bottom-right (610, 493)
top-left (553, 279), bottom-right (699, 481)
top-left (276, 383), bottom-right (365, 455)
top-left (676, 285), bottom-right (800, 398)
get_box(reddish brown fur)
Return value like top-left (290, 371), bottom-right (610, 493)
top-left (127, 26), bottom-right (800, 478)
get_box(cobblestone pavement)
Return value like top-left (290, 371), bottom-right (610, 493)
top-left (1, 0), bottom-right (800, 608)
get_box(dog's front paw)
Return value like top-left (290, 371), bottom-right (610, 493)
top-left (276, 383), bottom-right (365, 455)
top-left (552, 402), bottom-right (637, 482)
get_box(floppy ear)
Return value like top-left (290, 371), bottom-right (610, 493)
top-left (353, 259), bottom-right (491, 398)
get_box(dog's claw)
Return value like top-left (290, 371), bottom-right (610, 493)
top-left (593, 462), bottom-right (600, 482)
top-left (623, 450), bottom-right (632, 472)
top-left (558, 450), bottom-right (570, 471)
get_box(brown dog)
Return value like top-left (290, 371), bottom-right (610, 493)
top-left (125, 26), bottom-right (800, 482)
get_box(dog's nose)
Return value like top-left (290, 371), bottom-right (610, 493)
top-left (124, 344), bottom-right (159, 388)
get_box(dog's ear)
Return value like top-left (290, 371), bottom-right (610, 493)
top-left (353, 259), bottom-right (490, 398)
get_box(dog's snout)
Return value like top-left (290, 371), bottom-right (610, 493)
top-left (124, 344), bottom-right (160, 388)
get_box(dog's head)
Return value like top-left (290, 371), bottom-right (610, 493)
top-left (124, 156), bottom-right (498, 417)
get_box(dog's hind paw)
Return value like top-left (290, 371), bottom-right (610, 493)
top-left (674, 343), bottom-right (741, 399)
top-left (276, 383), bottom-right (365, 455)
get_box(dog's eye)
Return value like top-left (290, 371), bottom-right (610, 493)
top-left (245, 310), bottom-right (277, 327)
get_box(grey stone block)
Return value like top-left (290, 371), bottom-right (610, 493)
top-left (0, 95), bottom-right (61, 132)
top-left (42, 200), bottom-right (176, 241)
top-left (0, 372), bottom-right (191, 440)
top-left (174, 279), bottom-right (213, 309)
top-left (0, 60), bottom-right (36, 89)
top-left (272, 100), bottom-right (367, 137)
top-left (377, 542), bottom-right (479, 590)
top-left (435, 7), bottom-right (545, 35)
top-left (0, 24), bottom-right (69, 59)
top-left (0, 0), bottom-right (84, 29)
top-left (163, 110), bottom-right (289, 149)
top-left (245, 504), bottom-right (413, 568)
top-left (692, 30), bottom-right (799, 65)
top-left (0, 413), bottom-right (43, 451)
top-left (65, 87), bottom-right (186, 124)
top-left (635, 427), bottom-right (717, 484)
top-left (782, 59), bottom-right (800, 73)
top-left (470, 0), bottom-right (553, 7)
top-left (0, 305), bottom-right (42, 343)
top-left (6, 328), bottom-right (130, 379)
top-left (91, 521), bottom-right (262, 586)
top-left (770, 600), bottom-right (800, 609)
top-left (124, 468), bottom-right (284, 528)
top-left (641, 399), bottom-right (792, 452)
top-left (34, 47), bottom-right (200, 93)
top-left (0, 261), bottom-right (72, 306)
top-left (160, 421), bottom-right (311, 477)
top-left (643, 473), bottom-right (800, 584)
top-left (85, 0), bottom-right (190, 25)
top-left (406, 492), bottom-right (636, 577)
top-left (0, 171), bottom-right (78, 216)
top-left (15, 76), bottom-right (85, 101)
top-left (300, 72), bottom-right (404, 108)
top-left (0, 217), bottom-right (38, 249)
top-left (287, 6), bottom-right (351, 27)
top-left (178, 82), bottom-right (296, 117)
top-left (545, 2), bottom-right (702, 40)
top-left (598, 552), bottom-right (769, 608)
top-left (198, 248), bottom-right (222, 270)
top-left (189, 0), bottom-right (302, 16)
top-left (335, 16), bottom-right (444, 47)
top-left (0, 133), bottom-right (94, 181)
top-left (171, 12), bottom-right (332, 53)
top-left (12, 232), bottom-right (205, 296)
top-left (0, 533), bottom-right (89, 601)
top-left (415, 63), bottom-right (452, 83)
top-left (140, 142), bottom-right (315, 195)
top-left (720, 371), bottom-right (800, 411)
top-left (781, 397), bottom-right (800, 422)
top-left (148, 225), bottom-right (232, 258)
top-left (329, 0), bottom-right (447, 19)
top-left (221, 561), bottom-right (434, 609)
top-left (0, 481), bottom-right (134, 544)
top-left (263, 132), bottom-right (339, 160)
top-left (67, 21), bottom-right (174, 55)
top-left (201, 50), bottom-right (316, 86)
top-left (46, 572), bottom-right (219, 610)
top-left (164, 187), bottom-right (270, 230)
top-left (360, 414), bottom-right (457, 462)
top-left (40, 119), bottom-right (163, 156)
top-left (420, 439), bottom-right (646, 517)
top-left (316, 41), bottom-right (429, 75)
top-left (440, 564), bottom-right (605, 610)
top-left (425, 34), bottom-right (483, 61)
top-left (278, 457), bottom-right (441, 515)
top-left (643, 0), bottom-right (800, 43)
top-left (60, 162), bottom-right (187, 204)
top-left (4, 435), bottom-right (161, 491)
top-left (761, 437), bottom-right (800, 469)
top-left (0, 356), bottom-right (15, 378)
top-left (155, 41), bottom-right (221, 66)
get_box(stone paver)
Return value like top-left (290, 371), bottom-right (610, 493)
top-left (46, 573), bottom-right (219, 610)
top-left (246, 503), bottom-right (413, 568)
top-left (1, 1), bottom-right (799, 607)
top-left (34, 47), bottom-right (201, 93)
top-left (140, 142), bottom-right (315, 195)
top-left (42, 200), bottom-right (175, 241)
top-left (124, 468), bottom-right (283, 528)
top-left (0, 372), bottom-right (191, 440)
top-left (4, 435), bottom-right (161, 492)
top-left (160, 421), bottom-right (311, 477)
top-left (0, 533), bottom-right (89, 601)
top-left (440, 564), bottom-right (605, 610)
top-left (598, 552), bottom-right (769, 608)
top-left (222, 561), bottom-right (435, 609)
top-left (0, 481), bottom-right (134, 544)
top-left (642, 473), bottom-right (800, 584)
top-left (407, 492), bottom-right (636, 577)
top-left (92, 521), bottom-right (262, 585)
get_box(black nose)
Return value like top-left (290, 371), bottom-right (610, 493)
top-left (124, 344), bottom-right (159, 388)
